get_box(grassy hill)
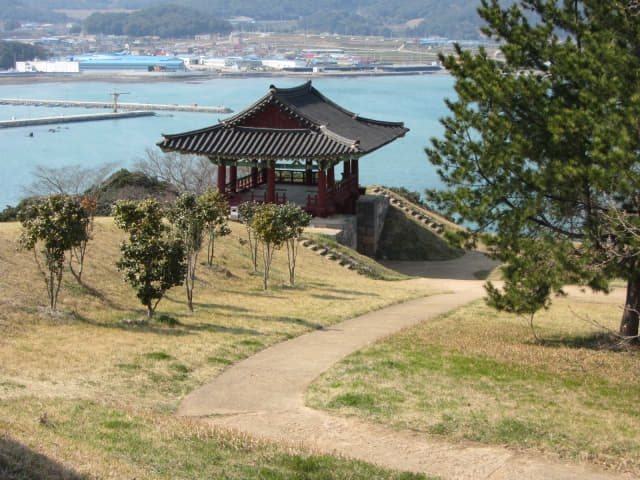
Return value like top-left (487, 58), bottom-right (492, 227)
top-left (17, 0), bottom-right (492, 39)
top-left (0, 217), bottom-right (438, 479)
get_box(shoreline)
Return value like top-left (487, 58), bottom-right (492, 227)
top-left (0, 69), bottom-right (450, 85)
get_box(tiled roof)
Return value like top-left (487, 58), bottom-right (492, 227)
top-left (159, 81), bottom-right (408, 160)
top-left (159, 126), bottom-right (358, 159)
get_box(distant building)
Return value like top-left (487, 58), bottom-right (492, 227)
top-left (227, 16), bottom-right (255, 25)
top-left (16, 60), bottom-right (80, 73)
top-left (261, 58), bottom-right (307, 70)
top-left (69, 53), bottom-right (185, 72)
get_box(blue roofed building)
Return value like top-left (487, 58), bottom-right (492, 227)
top-left (70, 53), bottom-right (186, 72)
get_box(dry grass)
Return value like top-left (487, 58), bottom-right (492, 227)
top-left (0, 217), bottom-right (436, 479)
top-left (307, 288), bottom-right (640, 475)
top-left (0, 397), bottom-right (434, 480)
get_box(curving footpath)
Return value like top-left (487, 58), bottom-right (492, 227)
top-left (178, 252), bottom-right (631, 480)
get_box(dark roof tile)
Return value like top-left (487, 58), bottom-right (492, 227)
top-left (159, 81), bottom-right (408, 160)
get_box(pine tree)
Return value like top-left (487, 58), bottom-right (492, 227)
top-left (426, 0), bottom-right (640, 340)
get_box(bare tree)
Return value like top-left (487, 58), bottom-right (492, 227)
top-left (135, 148), bottom-right (218, 195)
top-left (69, 195), bottom-right (97, 284)
top-left (24, 162), bottom-right (117, 197)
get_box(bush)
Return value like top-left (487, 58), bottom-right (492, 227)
top-left (0, 197), bottom-right (39, 222)
top-left (94, 169), bottom-right (178, 215)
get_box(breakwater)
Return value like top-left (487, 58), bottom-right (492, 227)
top-left (0, 98), bottom-right (232, 113)
top-left (0, 110), bottom-right (155, 129)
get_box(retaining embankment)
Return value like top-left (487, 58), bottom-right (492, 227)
top-left (0, 98), bottom-right (232, 113)
top-left (0, 110), bottom-right (155, 129)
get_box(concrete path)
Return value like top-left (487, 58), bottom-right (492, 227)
top-left (178, 252), bottom-right (630, 479)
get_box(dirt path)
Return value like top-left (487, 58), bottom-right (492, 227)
top-left (178, 252), bottom-right (630, 479)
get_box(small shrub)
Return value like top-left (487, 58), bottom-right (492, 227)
top-left (144, 351), bottom-right (172, 361)
top-left (155, 314), bottom-right (180, 327)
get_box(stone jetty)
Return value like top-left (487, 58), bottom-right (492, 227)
top-left (0, 98), bottom-right (232, 113)
top-left (0, 111), bottom-right (155, 129)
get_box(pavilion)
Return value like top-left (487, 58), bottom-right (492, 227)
top-left (158, 81), bottom-right (408, 217)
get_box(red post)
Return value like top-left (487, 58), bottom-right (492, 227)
top-left (267, 162), bottom-right (276, 203)
top-left (229, 165), bottom-right (237, 193)
top-left (306, 159), bottom-right (313, 185)
top-left (343, 159), bottom-right (351, 180)
top-left (327, 164), bottom-right (336, 214)
top-left (217, 163), bottom-right (226, 194)
top-left (351, 158), bottom-right (359, 187)
top-left (327, 164), bottom-right (335, 191)
top-left (317, 168), bottom-right (327, 217)
top-left (251, 166), bottom-right (258, 187)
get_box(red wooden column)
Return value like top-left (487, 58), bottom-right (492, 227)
top-left (351, 158), bottom-right (359, 186)
top-left (317, 168), bottom-right (327, 217)
top-left (343, 159), bottom-right (351, 180)
top-left (266, 161), bottom-right (276, 203)
top-left (327, 164), bottom-right (336, 214)
top-left (305, 159), bottom-right (313, 185)
top-left (229, 164), bottom-right (237, 193)
top-left (217, 163), bottom-right (226, 194)
top-left (251, 165), bottom-right (259, 187)
top-left (327, 164), bottom-right (335, 191)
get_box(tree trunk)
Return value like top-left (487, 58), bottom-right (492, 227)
top-left (287, 239), bottom-right (296, 286)
top-left (620, 275), bottom-right (640, 339)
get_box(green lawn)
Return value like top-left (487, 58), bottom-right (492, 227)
top-left (0, 218), bottom-right (439, 479)
top-left (307, 295), bottom-right (640, 475)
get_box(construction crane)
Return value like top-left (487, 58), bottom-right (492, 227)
top-left (109, 90), bottom-right (130, 113)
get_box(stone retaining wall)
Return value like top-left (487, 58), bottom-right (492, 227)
top-left (356, 194), bottom-right (389, 256)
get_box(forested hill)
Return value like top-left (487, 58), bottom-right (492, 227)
top-left (3, 0), bottom-right (503, 39)
top-left (84, 5), bottom-right (232, 38)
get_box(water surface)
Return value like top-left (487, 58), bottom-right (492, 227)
top-left (0, 75), bottom-right (456, 207)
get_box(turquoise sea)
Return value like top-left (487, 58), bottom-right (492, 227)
top-left (0, 74), bottom-right (456, 208)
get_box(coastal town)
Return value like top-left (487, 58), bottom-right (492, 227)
top-left (3, 20), bottom-right (494, 77)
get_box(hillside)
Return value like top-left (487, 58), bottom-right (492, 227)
top-left (7, 0), bottom-right (502, 39)
top-left (0, 217), bottom-right (437, 478)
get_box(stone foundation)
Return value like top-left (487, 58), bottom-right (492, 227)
top-left (356, 194), bottom-right (389, 256)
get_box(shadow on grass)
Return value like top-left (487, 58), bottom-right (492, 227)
top-left (0, 435), bottom-right (86, 480)
top-left (535, 332), bottom-right (623, 351)
top-left (206, 288), bottom-right (287, 299)
top-left (270, 315), bottom-right (323, 330)
top-left (311, 294), bottom-right (351, 301)
top-left (72, 311), bottom-right (263, 337)
top-left (70, 280), bottom-right (127, 311)
top-left (322, 287), bottom-right (380, 297)
top-left (163, 295), bottom-right (252, 313)
top-left (183, 323), bottom-right (263, 336)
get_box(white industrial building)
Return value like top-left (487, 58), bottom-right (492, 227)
top-left (16, 60), bottom-right (80, 73)
top-left (261, 58), bottom-right (308, 70)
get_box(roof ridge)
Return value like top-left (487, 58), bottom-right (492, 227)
top-left (269, 97), bottom-right (321, 130)
top-left (220, 84), bottom-right (318, 129)
top-left (219, 89), bottom-right (274, 126)
top-left (236, 126), bottom-right (312, 133)
top-left (319, 125), bottom-right (360, 152)
top-left (269, 80), bottom-right (312, 96)
top-left (304, 83), bottom-right (406, 129)
top-left (161, 122), bottom-right (223, 140)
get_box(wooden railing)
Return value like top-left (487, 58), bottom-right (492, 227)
top-left (275, 169), bottom-right (318, 185)
top-left (226, 169), bottom-right (315, 193)
top-left (226, 171), bottom-right (266, 193)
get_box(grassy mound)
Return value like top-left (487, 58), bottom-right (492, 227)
top-left (307, 291), bottom-right (640, 475)
top-left (0, 218), bottom-right (437, 479)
